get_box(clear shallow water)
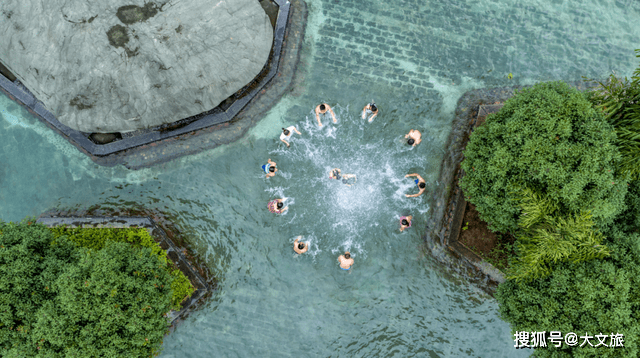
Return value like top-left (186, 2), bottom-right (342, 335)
top-left (1, 0), bottom-right (640, 356)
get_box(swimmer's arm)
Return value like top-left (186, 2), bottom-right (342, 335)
top-left (368, 113), bottom-right (377, 122)
top-left (405, 173), bottom-right (417, 178)
top-left (316, 112), bottom-right (323, 127)
top-left (283, 206), bottom-right (289, 211)
top-left (406, 193), bottom-right (420, 198)
top-left (268, 158), bottom-right (275, 165)
top-left (329, 107), bottom-right (337, 122)
top-left (404, 133), bottom-right (409, 138)
top-left (361, 106), bottom-right (368, 119)
top-left (281, 139), bottom-right (290, 147)
top-left (416, 137), bottom-right (422, 144)
top-left (417, 175), bottom-right (425, 182)
top-left (294, 127), bottom-right (301, 135)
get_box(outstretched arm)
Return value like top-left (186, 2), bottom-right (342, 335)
top-left (405, 173), bottom-right (417, 178)
top-left (329, 108), bottom-right (337, 123)
top-left (281, 139), bottom-right (290, 147)
top-left (294, 127), bottom-right (301, 135)
top-left (361, 106), bottom-right (368, 120)
top-left (368, 113), bottom-right (377, 122)
top-left (316, 113), bottom-right (323, 127)
top-left (405, 193), bottom-right (420, 198)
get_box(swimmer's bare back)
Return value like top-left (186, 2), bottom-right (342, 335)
top-left (315, 104), bottom-right (337, 127)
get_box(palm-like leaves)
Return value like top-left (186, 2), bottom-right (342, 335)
top-left (508, 187), bottom-right (610, 283)
top-left (584, 49), bottom-right (640, 179)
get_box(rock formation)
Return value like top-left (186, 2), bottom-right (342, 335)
top-left (0, 0), bottom-right (273, 132)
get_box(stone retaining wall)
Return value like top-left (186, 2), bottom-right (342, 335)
top-left (423, 81), bottom-right (600, 292)
top-left (36, 215), bottom-right (210, 327)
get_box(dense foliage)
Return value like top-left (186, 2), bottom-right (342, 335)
top-left (0, 219), bottom-right (78, 356)
top-left (0, 220), bottom-right (192, 357)
top-left (50, 227), bottom-right (195, 310)
top-left (33, 241), bottom-right (172, 357)
top-left (495, 180), bottom-right (640, 357)
top-left (460, 81), bottom-right (628, 233)
top-left (507, 187), bottom-right (610, 283)
top-left (585, 49), bottom-right (640, 179)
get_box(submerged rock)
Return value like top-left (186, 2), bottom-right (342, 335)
top-left (0, 0), bottom-right (273, 133)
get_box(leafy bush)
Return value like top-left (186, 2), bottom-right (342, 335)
top-left (584, 49), bottom-right (640, 179)
top-left (495, 180), bottom-right (640, 357)
top-left (32, 241), bottom-right (173, 357)
top-left (0, 219), bottom-right (78, 356)
top-left (50, 227), bottom-right (195, 309)
top-left (460, 81), bottom-right (628, 233)
top-left (507, 187), bottom-right (610, 283)
top-left (1, 221), bottom-right (196, 357)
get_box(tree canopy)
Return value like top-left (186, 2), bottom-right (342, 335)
top-left (460, 81), bottom-right (628, 233)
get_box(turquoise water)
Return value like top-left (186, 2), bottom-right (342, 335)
top-left (1, 0), bottom-right (640, 356)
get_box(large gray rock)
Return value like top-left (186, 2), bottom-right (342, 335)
top-left (0, 0), bottom-right (273, 133)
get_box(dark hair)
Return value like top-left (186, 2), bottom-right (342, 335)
top-left (320, 104), bottom-right (326, 111)
top-left (344, 253), bottom-right (351, 259)
top-left (283, 128), bottom-right (290, 136)
top-left (342, 179), bottom-right (348, 184)
top-left (402, 219), bottom-right (409, 226)
top-left (298, 243), bottom-right (305, 250)
top-left (333, 170), bottom-right (341, 180)
top-left (419, 182), bottom-right (426, 189)
top-left (370, 103), bottom-right (377, 112)
top-left (269, 166), bottom-right (275, 173)
top-left (277, 202), bottom-right (283, 209)
top-left (408, 138), bottom-right (415, 145)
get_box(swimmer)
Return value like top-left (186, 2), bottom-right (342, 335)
top-left (405, 173), bottom-right (426, 197)
top-left (267, 198), bottom-right (288, 214)
top-left (294, 236), bottom-right (309, 254)
top-left (262, 158), bottom-right (278, 178)
top-left (361, 101), bottom-right (379, 122)
top-left (341, 173), bottom-right (357, 187)
top-left (338, 252), bottom-right (354, 270)
top-left (329, 168), bottom-right (342, 180)
top-left (280, 126), bottom-right (301, 147)
top-left (399, 215), bottom-right (413, 232)
top-left (404, 129), bottom-right (422, 146)
top-left (330, 169), bottom-right (356, 186)
top-left (315, 103), bottom-right (337, 127)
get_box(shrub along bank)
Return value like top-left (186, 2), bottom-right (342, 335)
top-left (0, 219), bottom-right (194, 357)
top-left (462, 51), bottom-right (640, 357)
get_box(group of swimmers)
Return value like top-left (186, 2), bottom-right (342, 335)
top-left (264, 102), bottom-right (426, 270)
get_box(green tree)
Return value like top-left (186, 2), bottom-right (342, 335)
top-left (460, 81), bottom-right (627, 233)
top-left (507, 187), bottom-right (610, 283)
top-left (0, 219), bottom-right (78, 357)
top-left (32, 241), bottom-right (173, 357)
top-left (495, 180), bottom-right (640, 357)
top-left (585, 49), bottom-right (640, 179)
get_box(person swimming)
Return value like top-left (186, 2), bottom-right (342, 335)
top-left (315, 103), bottom-right (337, 127)
top-left (362, 101), bottom-right (379, 122)
top-left (330, 168), bottom-right (356, 186)
top-left (262, 158), bottom-right (278, 178)
top-left (268, 199), bottom-right (288, 214)
top-left (400, 215), bottom-right (413, 232)
top-left (405, 129), bottom-right (422, 146)
top-left (405, 173), bottom-right (426, 197)
top-left (280, 126), bottom-right (301, 147)
top-left (338, 252), bottom-right (354, 270)
top-left (294, 236), bottom-right (309, 254)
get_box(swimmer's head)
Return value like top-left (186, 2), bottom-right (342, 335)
top-left (402, 219), bottom-right (409, 226)
top-left (320, 104), bottom-right (326, 111)
top-left (419, 182), bottom-right (426, 189)
top-left (370, 103), bottom-right (377, 112)
top-left (408, 138), bottom-right (415, 145)
top-left (277, 202), bottom-right (284, 209)
top-left (298, 243), bottom-right (305, 250)
top-left (282, 128), bottom-right (290, 136)
top-left (342, 179), bottom-right (348, 184)
top-left (344, 252), bottom-right (351, 259)
top-left (269, 166), bottom-right (275, 173)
